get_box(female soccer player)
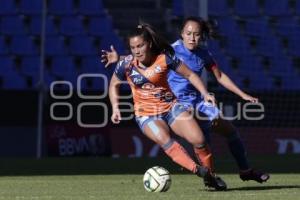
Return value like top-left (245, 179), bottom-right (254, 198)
top-left (168, 16), bottom-right (269, 183)
top-left (107, 23), bottom-right (227, 190)
top-left (101, 17), bottom-right (269, 184)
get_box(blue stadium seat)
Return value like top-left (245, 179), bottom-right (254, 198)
top-left (69, 36), bottom-right (95, 55)
top-left (269, 55), bottom-right (292, 75)
top-left (238, 56), bottom-right (262, 74)
top-left (78, 58), bottom-right (111, 91)
top-left (248, 73), bottom-right (273, 90)
top-left (213, 53), bottom-right (232, 74)
top-left (0, 0), bottom-right (17, 15)
top-left (244, 19), bottom-right (271, 37)
top-left (263, 0), bottom-right (291, 16)
top-left (208, 0), bottom-right (229, 16)
top-left (20, 0), bottom-right (43, 15)
top-left (0, 57), bottom-right (14, 76)
top-left (45, 36), bottom-right (68, 56)
top-left (81, 56), bottom-right (101, 73)
top-left (233, 0), bottom-right (260, 16)
top-left (2, 72), bottom-right (27, 90)
top-left (296, 0), bottom-right (300, 15)
top-left (51, 56), bottom-right (75, 76)
top-left (287, 36), bottom-right (300, 56)
top-left (255, 35), bottom-right (283, 57)
top-left (215, 17), bottom-right (240, 36)
top-left (29, 16), bottom-right (59, 35)
top-left (0, 36), bottom-right (9, 55)
top-left (99, 33), bottom-right (125, 54)
top-left (225, 35), bottom-right (251, 56)
top-left (207, 40), bottom-right (222, 54)
top-left (88, 17), bottom-right (114, 36)
top-left (0, 16), bottom-right (26, 35)
top-left (20, 56), bottom-right (40, 77)
top-left (60, 16), bottom-right (86, 36)
top-left (172, 0), bottom-right (184, 17)
top-left (78, 0), bottom-right (105, 15)
top-left (10, 36), bottom-right (38, 55)
top-left (48, 0), bottom-right (74, 15)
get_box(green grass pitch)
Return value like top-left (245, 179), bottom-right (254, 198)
top-left (0, 155), bottom-right (299, 200)
top-left (0, 174), bottom-right (299, 200)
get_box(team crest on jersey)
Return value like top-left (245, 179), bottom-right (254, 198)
top-left (141, 83), bottom-right (155, 90)
top-left (154, 65), bottom-right (162, 73)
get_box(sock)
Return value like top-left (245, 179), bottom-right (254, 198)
top-left (200, 120), bottom-right (212, 145)
top-left (194, 143), bottom-right (214, 173)
top-left (227, 131), bottom-right (250, 171)
top-left (163, 139), bottom-right (198, 173)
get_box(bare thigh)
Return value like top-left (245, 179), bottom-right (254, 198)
top-left (143, 120), bottom-right (171, 146)
top-left (170, 111), bottom-right (206, 145)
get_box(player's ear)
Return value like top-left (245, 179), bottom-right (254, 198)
top-left (149, 42), bottom-right (152, 48)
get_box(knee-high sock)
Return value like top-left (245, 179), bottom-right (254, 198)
top-left (194, 144), bottom-right (214, 173)
top-left (227, 131), bottom-right (250, 171)
top-left (163, 139), bottom-right (198, 173)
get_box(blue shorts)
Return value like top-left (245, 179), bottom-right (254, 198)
top-left (181, 101), bottom-right (220, 121)
top-left (135, 103), bottom-right (188, 133)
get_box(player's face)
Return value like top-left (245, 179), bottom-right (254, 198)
top-left (129, 36), bottom-right (152, 64)
top-left (181, 21), bottom-right (202, 50)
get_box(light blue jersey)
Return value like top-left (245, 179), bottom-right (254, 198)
top-left (168, 39), bottom-right (219, 121)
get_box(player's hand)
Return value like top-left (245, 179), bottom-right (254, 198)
top-left (242, 94), bottom-right (258, 103)
top-left (101, 45), bottom-right (119, 68)
top-left (111, 109), bottom-right (121, 124)
top-left (203, 93), bottom-right (216, 107)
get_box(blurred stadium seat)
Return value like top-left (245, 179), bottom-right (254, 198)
top-left (263, 0), bottom-right (291, 16)
top-left (78, 0), bottom-right (105, 15)
top-left (48, 0), bottom-right (75, 15)
top-left (208, 0), bottom-right (230, 16)
top-left (233, 0), bottom-right (260, 17)
top-left (0, 0), bottom-right (17, 15)
top-left (20, 0), bottom-right (43, 15)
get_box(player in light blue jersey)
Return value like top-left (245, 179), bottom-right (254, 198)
top-left (169, 16), bottom-right (269, 183)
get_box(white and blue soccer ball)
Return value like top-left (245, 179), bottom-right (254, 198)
top-left (143, 166), bottom-right (171, 192)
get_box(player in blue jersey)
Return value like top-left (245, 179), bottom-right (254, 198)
top-left (168, 16), bottom-right (269, 183)
top-left (101, 17), bottom-right (269, 183)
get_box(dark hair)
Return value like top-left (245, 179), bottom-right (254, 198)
top-left (127, 23), bottom-right (174, 55)
top-left (180, 16), bottom-right (219, 40)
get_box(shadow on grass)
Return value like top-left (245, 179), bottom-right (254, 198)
top-left (227, 185), bottom-right (300, 191)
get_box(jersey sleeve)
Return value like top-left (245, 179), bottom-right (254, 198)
top-left (114, 59), bottom-right (127, 81)
top-left (165, 53), bottom-right (182, 71)
top-left (204, 50), bottom-right (218, 71)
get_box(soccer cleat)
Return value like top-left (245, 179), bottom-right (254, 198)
top-left (203, 173), bottom-right (227, 191)
top-left (239, 169), bottom-right (270, 183)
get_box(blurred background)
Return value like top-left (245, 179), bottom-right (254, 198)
top-left (0, 0), bottom-right (299, 174)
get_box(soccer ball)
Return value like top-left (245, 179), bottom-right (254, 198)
top-left (143, 166), bottom-right (171, 192)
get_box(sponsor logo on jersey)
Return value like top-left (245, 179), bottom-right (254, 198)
top-left (130, 69), bottom-right (139, 76)
top-left (141, 83), bottom-right (155, 90)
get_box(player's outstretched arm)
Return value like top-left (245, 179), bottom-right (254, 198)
top-left (101, 45), bottom-right (120, 68)
top-left (212, 67), bottom-right (258, 103)
top-left (109, 74), bottom-right (122, 124)
top-left (101, 45), bottom-right (127, 68)
top-left (176, 63), bottom-right (216, 106)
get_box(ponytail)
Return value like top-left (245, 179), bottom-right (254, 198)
top-left (128, 23), bottom-right (174, 55)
